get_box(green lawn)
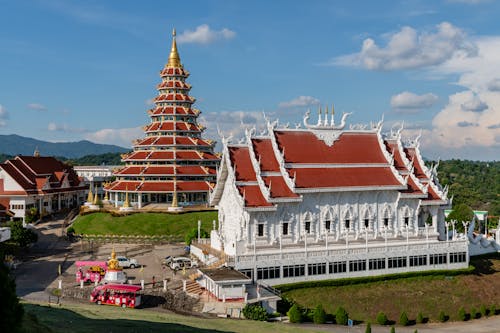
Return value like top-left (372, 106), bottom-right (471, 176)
top-left (283, 255), bottom-right (500, 324)
top-left (22, 302), bottom-right (320, 333)
top-left (72, 211), bottom-right (218, 237)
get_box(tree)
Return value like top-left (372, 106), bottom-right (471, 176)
top-left (9, 221), bottom-right (38, 247)
top-left (446, 203), bottom-right (474, 233)
top-left (0, 252), bottom-right (24, 333)
top-left (390, 326), bottom-right (395, 333)
top-left (365, 322), bottom-right (371, 333)
top-left (335, 306), bottom-right (348, 325)
top-left (399, 311), bottom-right (409, 326)
top-left (376, 311), bottom-right (388, 325)
top-left (24, 207), bottom-right (39, 224)
top-left (313, 304), bottom-right (326, 324)
top-left (287, 304), bottom-right (303, 323)
top-left (184, 227), bottom-right (209, 245)
top-left (242, 303), bottom-right (268, 321)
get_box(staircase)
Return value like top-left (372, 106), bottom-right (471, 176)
top-left (185, 280), bottom-right (204, 296)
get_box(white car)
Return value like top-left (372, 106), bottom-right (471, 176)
top-left (167, 257), bottom-right (197, 270)
top-left (108, 256), bottom-right (139, 269)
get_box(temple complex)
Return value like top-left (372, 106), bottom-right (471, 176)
top-left (105, 30), bottom-right (220, 209)
top-left (191, 109), bottom-right (469, 286)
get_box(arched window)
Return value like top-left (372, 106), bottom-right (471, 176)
top-left (343, 207), bottom-right (353, 232)
top-left (323, 209), bottom-right (335, 233)
top-left (382, 206), bottom-right (392, 229)
top-left (303, 212), bottom-right (313, 235)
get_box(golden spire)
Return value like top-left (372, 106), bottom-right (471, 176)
top-left (93, 186), bottom-right (99, 205)
top-left (167, 28), bottom-right (182, 68)
top-left (87, 184), bottom-right (93, 203)
top-left (123, 185), bottom-right (130, 208)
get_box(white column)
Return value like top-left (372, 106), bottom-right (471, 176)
top-left (138, 194), bottom-right (142, 209)
top-left (114, 193), bottom-right (118, 208)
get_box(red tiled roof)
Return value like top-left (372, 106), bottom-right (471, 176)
top-left (262, 176), bottom-right (298, 198)
top-left (145, 122), bottom-right (201, 132)
top-left (385, 141), bottom-right (408, 171)
top-left (160, 67), bottom-right (189, 76)
top-left (157, 80), bottom-right (190, 90)
top-left (229, 147), bottom-right (256, 182)
top-left (109, 180), bottom-right (210, 192)
top-left (400, 176), bottom-right (424, 195)
top-left (237, 185), bottom-right (273, 207)
top-left (252, 138), bottom-right (280, 172)
top-left (424, 185), bottom-right (444, 201)
top-left (289, 167), bottom-right (402, 189)
top-left (154, 93), bottom-right (195, 103)
top-left (0, 156), bottom-right (82, 193)
top-left (404, 148), bottom-right (428, 179)
top-left (275, 131), bottom-right (388, 164)
top-left (151, 106), bottom-right (196, 116)
top-left (124, 151), bottom-right (149, 160)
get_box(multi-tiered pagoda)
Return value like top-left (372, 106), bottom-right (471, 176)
top-left (105, 30), bottom-right (220, 210)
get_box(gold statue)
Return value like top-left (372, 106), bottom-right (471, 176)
top-left (87, 184), bottom-right (93, 203)
top-left (108, 248), bottom-right (121, 271)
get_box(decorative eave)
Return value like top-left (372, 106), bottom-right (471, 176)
top-left (267, 119), bottom-right (297, 192)
top-left (374, 125), bottom-right (407, 187)
top-left (404, 132), bottom-right (432, 180)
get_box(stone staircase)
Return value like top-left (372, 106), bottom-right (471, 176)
top-left (184, 280), bottom-right (204, 296)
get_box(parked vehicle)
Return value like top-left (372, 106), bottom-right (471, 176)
top-left (107, 256), bottom-right (139, 268)
top-left (166, 256), bottom-right (197, 270)
top-left (76, 261), bottom-right (107, 284)
top-left (90, 284), bottom-right (142, 308)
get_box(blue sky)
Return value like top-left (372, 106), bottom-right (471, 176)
top-left (1, 0), bottom-right (499, 160)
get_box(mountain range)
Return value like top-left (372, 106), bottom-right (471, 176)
top-left (0, 134), bottom-right (129, 158)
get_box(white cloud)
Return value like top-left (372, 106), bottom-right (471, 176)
top-left (177, 24), bottom-right (236, 45)
top-left (333, 22), bottom-right (477, 70)
top-left (278, 96), bottom-right (320, 108)
top-left (0, 104), bottom-right (8, 127)
top-left (487, 78), bottom-right (500, 91)
top-left (84, 127), bottom-right (142, 148)
top-left (461, 95), bottom-right (488, 112)
top-left (390, 92), bottom-right (438, 112)
top-left (27, 103), bottom-right (48, 111)
top-left (48, 122), bottom-right (87, 133)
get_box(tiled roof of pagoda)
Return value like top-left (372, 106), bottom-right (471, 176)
top-left (157, 80), bottom-right (191, 90)
top-left (149, 106), bottom-right (197, 116)
top-left (144, 121), bottom-right (202, 133)
top-left (122, 150), bottom-right (218, 162)
top-left (107, 180), bottom-right (211, 192)
top-left (133, 136), bottom-right (211, 147)
top-left (160, 67), bottom-right (189, 76)
top-left (115, 165), bottom-right (215, 176)
top-left (154, 93), bottom-right (195, 103)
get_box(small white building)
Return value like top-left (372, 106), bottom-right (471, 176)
top-left (74, 165), bottom-right (118, 200)
top-left (194, 111), bottom-right (469, 286)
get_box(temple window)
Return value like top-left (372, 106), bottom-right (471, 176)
top-left (257, 223), bottom-right (264, 237)
top-left (364, 218), bottom-right (369, 228)
top-left (404, 217), bottom-right (410, 225)
top-left (305, 221), bottom-right (311, 234)
top-left (282, 223), bottom-right (289, 236)
top-left (345, 219), bottom-right (350, 229)
top-left (384, 218), bottom-right (389, 227)
top-left (325, 219), bottom-right (331, 232)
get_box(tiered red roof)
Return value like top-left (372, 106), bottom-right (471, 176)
top-left (215, 126), bottom-right (447, 209)
top-left (0, 156), bottom-right (85, 195)
top-left (108, 32), bottom-right (220, 198)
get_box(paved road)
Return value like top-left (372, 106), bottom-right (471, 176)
top-left (14, 217), bottom-right (500, 332)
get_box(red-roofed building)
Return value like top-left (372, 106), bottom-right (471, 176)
top-left (193, 111), bottom-right (467, 286)
top-left (105, 30), bottom-right (220, 209)
top-left (0, 152), bottom-right (86, 224)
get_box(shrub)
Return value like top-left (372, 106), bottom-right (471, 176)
top-left (390, 326), bottom-right (395, 333)
top-left (414, 330), bottom-right (418, 333)
top-left (287, 304), bottom-right (303, 323)
top-left (242, 303), bottom-right (268, 321)
top-left (480, 305), bottom-right (487, 317)
top-left (399, 311), bottom-right (409, 326)
top-left (365, 322), bottom-right (371, 333)
top-left (313, 304), bottom-right (326, 324)
top-left (9, 221), bottom-right (38, 247)
top-left (438, 311), bottom-right (446, 322)
top-left (335, 306), bottom-right (348, 325)
top-left (490, 304), bottom-right (497, 316)
top-left (416, 312), bottom-right (424, 324)
top-left (277, 297), bottom-right (294, 315)
top-left (470, 307), bottom-right (478, 319)
top-left (376, 311), bottom-right (388, 325)
top-left (458, 307), bottom-right (466, 321)
top-left (184, 227), bottom-right (209, 245)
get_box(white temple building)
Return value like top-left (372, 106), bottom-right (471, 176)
top-left (193, 109), bottom-right (469, 286)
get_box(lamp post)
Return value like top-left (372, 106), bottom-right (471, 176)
top-left (445, 221), bottom-right (449, 245)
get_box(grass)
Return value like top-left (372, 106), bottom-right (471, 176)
top-left (21, 302), bottom-right (321, 333)
top-left (283, 255), bottom-right (500, 324)
top-left (72, 211), bottom-right (218, 237)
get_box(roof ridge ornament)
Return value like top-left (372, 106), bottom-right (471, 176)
top-left (303, 109), bottom-right (351, 130)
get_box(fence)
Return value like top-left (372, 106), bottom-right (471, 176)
top-left (79, 234), bottom-right (183, 244)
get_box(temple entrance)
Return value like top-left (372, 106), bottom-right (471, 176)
top-left (158, 194), bottom-right (167, 203)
